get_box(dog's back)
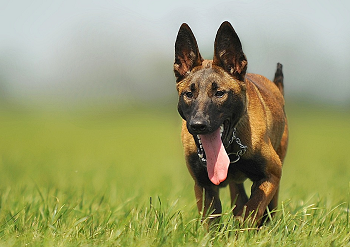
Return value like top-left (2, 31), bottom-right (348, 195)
top-left (243, 70), bottom-right (287, 153)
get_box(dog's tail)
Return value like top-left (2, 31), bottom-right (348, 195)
top-left (273, 63), bottom-right (284, 95)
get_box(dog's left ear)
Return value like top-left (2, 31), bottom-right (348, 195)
top-left (213, 21), bottom-right (247, 81)
top-left (174, 23), bottom-right (203, 83)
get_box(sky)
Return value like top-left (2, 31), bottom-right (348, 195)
top-left (0, 0), bottom-right (349, 106)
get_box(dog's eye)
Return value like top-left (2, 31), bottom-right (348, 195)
top-left (185, 91), bottom-right (193, 98)
top-left (215, 90), bottom-right (225, 97)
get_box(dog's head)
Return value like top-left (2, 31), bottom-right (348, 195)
top-left (174, 21), bottom-right (247, 146)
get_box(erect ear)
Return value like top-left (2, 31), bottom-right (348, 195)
top-left (213, 21), bottom-right (247, 81)
top-left (174, 23), bottom-right (203, 82)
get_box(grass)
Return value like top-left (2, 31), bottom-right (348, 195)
top-left (0, 103), bottom-right (349, 246)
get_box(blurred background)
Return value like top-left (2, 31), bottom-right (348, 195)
top-left (1, 0), bottom-right (349, 109)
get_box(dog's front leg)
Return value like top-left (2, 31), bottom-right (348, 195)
top-left (194, 184), bottom-right (221, 220)
top-left (238, 171), bottom-right (281, 225)
top-left (238, 154), bottom-right (282, 224)
top-left (247, 176), bottom-right (280, 220)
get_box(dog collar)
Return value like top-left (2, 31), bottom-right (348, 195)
top-left (228, 128), bottom-right (247, 163)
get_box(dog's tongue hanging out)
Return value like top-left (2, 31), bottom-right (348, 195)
top-left (199, 129), bottom-right (230, 185)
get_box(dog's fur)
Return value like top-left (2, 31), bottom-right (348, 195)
top-left (174, 21), bottom-right (288, 225)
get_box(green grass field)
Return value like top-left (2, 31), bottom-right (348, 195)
top-left (0, 103), bottom-right (350, 246)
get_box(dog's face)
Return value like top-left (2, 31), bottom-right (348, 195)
top-left (174, 22), bottom-right (248, 149)
top-left (176, 63), bottom-right (246, 148)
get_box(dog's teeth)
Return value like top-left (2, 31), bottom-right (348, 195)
top-left (220, 125), bottom-right (224, 133)
top-left (198, 153), bottom-right (203, 158)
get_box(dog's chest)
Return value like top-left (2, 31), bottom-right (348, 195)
top-left (227, 168), bottom-right (247, 183)
top-left (228, 157), bottom-right (266, 183)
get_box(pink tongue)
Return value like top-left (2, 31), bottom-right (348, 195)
top-left (199, 128), bottom-right (230, 185)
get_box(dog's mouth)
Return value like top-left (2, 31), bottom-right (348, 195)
top-left (193, 120), bottom-right (231, 185)
top-left (194, 120), bottom-right (231, 161)
top-left (195, 124), bottom-right (223, 162)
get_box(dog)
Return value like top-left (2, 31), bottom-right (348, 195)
top-left (174, 21), bottom-right (288, 225)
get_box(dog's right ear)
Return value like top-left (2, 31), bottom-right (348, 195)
top-left (174, 23), bottom-right (203, 83)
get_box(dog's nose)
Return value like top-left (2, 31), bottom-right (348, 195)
top-left (189, 120), bottom-right (209, 133)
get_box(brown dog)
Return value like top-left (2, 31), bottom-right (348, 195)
top-left (174, 21), bottom-right (288, 225)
